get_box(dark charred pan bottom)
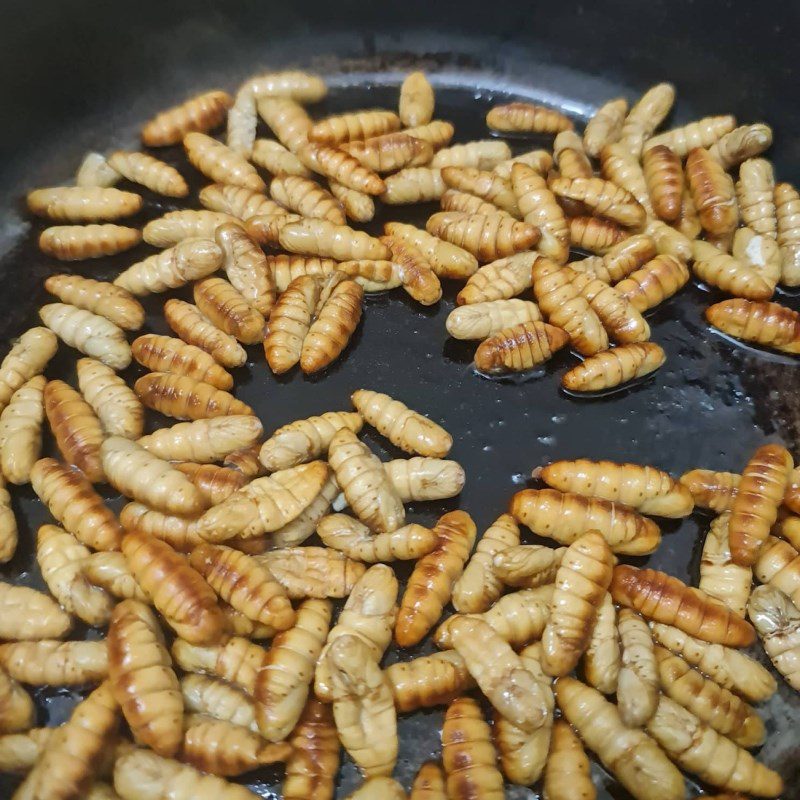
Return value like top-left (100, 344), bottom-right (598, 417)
top-left (1, 2), bottom-right (800, 796)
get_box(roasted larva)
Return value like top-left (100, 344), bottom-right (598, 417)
top-left (176, 462), bottom-right (248, 505)
top-left (298, 142), bottom-right (386, 194)
top-left (538, 459), bottom-right (694, 517)
top-left (329, 181), bottom-right (376, 222)
top-left (383, 456), bottom-right (465, 501)
top-left (491, 545), bottom-right (564, 589)
top-left (654, 645), bottom-right (765, 748)
top-left (39, 224), bottom-right (141, 260)
top-left (328, 427), bottom-right (405, 533)
top-left (573, 234), bottom-right (657, 284)
top-left (600, 142), bottom-right (655, 217)
top-left (282, 697), bottom-right (340, 800)
top-left (474, 321), bottom-right (571, 374)
top-left (453, 513), bottom-right (520, 613)
top-left (31, 457), bottom-right (122, 550)
top-left (729, 444), bottom-right (793, 566)
top-left (250, 138), bottom-right (312, 177)
top-left (614, 254), bottom-right (690, 312)
top-left (164, 299), bottom-right (247, 369)
top-left (14, 681), bottom-right (119, 800)
top-left (686, 146), bottom-right (739, 237)
top-left (300, 278), bottom-right (363, 373)
top-left (446, 298), bottom-right (542, 340)
top-left (37, 524), bottom-right (113, 625)
top-left (318, 514), bottom-right (436, 562)
top-left (270, 174), bottom-right (345, 224)
top-left (134, 372), bottom-right (251, 419)
top-left (142, 209), bottom-right (242, 247)
top-left (108, 600), bottom-right (183, 757)
top-left (0, 375), bottom-right (45, 484)
top-left (279, 217), bottom-right (390, 261)
top-left (0, 475), bottom-right (17, 562)
top-left (382, 235), bottom-right (442, 305)
top-left (0, 581), bottom-right (71, 640)
top-left (314, 564), bottom-right (397, 701)
top-left (706, 298), bottom-right (800, 353)
top-left (440, 188), bottom-right (515, 219)
top-left (142, 90), bottom-right (233, 146)
top-left (646, 695), bottom-right (782, 797)
top-left (426, 211), bottom-right (540, 262)
top-left (542, 719), bottom-right (595, 800)
top-left (258, 546), bottom-right (366, 599)
top-left (107, 150), bottom-right (188, 196)
top-left (616, 607), bottom-right (659, 727)
top-left (77, 358), bottom-right (143, 440)
top-left (101, 436), bottom-right (207, 516)
top-left (440, 166), bottom-right (520, 216)
top-left (550, 176), bottom-right (646, 228)
top-left (200, 182), bottom-right (282, 218)
top-left (0, 327), bottom-right (57, 415)
top-left (27, 186), bottom-right (142, 221)
top-left (456, 251), bottom-right (536, 305)
top-left (122, 530), bottom-right (226, 645)
top-left (399, 71), bottom-right (434, 126)
top-left (709, 122), bottom-right (773, 169)
top-left (692, 239), bottom-right (776, 300)
top-left (76, 151), bottom-right (120, 188)
top-left (255, 598), bottom-right (332, 741)
top-left (619, 82), bottom-right (675, 157)
top-left (561, 342), bottom-right (667, 393)
top-left (226, 86), bottom-right (257, 157)
top-left (441, 696), bottom-right (504, 800)
top-left (611, 565), bottom-right (755, 646)
top-left (269, 475), bottom-right (340, 549)
top-left (196, 462), bottom-right (330, 541)
top-left (541, 532), bottom-right (614, 677)
top-left (114, 747), bottom-right (260, 800)
top-left (583, 97), bottom-right (627, 157)
top-left (131, 336), bottom-right (232, 390)
top-left (181, 674), bottom-right (258, 732)
top-left (83, 551), bottom-right (147, 601)
top-left (44, 378), bottom-right (105, 483)
top-left (395, 510), bottom-right (476, 647)
top-left (510, 488), bottom-right (661, 555)
top-left (171, 636), bottom-right (267, 694)
top-left (0, 667), bottom-right (34, 734)
top-left (775, 181), bottom-right (800, 286)
top-left (748, 584), bottom-right (800, 691)
top-left (582, 592), bottom-right (620, 695)
top-left (183, 131), bottom-right (265, 191)
top-left (384, 220), bottom-right (478, 279)
top-left (192, 277), bottom-right (266, 345)
top-left (39, 303), bottom-right (131, 370)
top-left (699, 513), bottom-right (752, 617)
top-left (450, 616), bottom-right (550, 732)
top-left (381, 166), bottom-right (445, 204)
top-left (385, 650), bottom-right (475, 712)
top-left (259, 411), bottom-right (362, 472)
top-left (645, 113), bottom-right (737, 157)
top-left (343, 132), bottom-right (433, 173)
top-left (263, 274), bottom-right (319, 374)
top-left (555, 676), bottom-right (684, 800)
top-left (487, 101), bottom-right (572, 134)
top-left (45, 275), bottom-right (144, 331)
top-left (189, 543), bottom-right (294, 630)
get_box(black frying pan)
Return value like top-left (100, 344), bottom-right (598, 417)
top-left (1, 1), bottom-right (799, 796)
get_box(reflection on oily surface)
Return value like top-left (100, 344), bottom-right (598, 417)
top-left (1, 74), bottom-right (799, 797)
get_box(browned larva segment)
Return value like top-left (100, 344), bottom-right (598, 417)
top-left (174, 463), bottom-right (248, 505)
top-left (692, 239), bottom-right (776, 301)
top-left (39, 224), bottom-right (141, 260)
top-left (584, 97), bottom-right (628, 157)
top-left (142, 90), bottom-right (233, 146)
top-left (45, 274), bottom-right (145, 331)
top-left (486, 102), bottom-right (573, 134)
top-left (343, 132), bottom-right (433, 173)
top-left (215, 223), bottom-right (276, 316)
top-left (395, 510), bottom-right (477, 647)
top-left (562, 342), bottom-right (666, 393)
top-left (615, 254), bottom-right (690, 312)
top-left (686, 146), bottom-right (739, 237)
top-left (27, 186), bottom-right (142, 222)
top-left (183, 131), bottom-right (265, 192)
top-left (474, 321), bottom-right (570, 374)
top-left (193, 278), bottom-right (266, 345)
top-left (440, 167), bottom-right (520, 216)
top-left (122, 530), bottom-right (226, 645)
top-left (199, 183), bottom-right (284, 219)
top-left (568, 216), bottom-right (628, 254)
top-left (729, 444), bottom-right (794, 566)
top-left (44, 379), bottom-right (104, 483)
top-left (164, 299), bottom-right (247, 368)
top-left (643, 144), bottom-right (684, 222)
top-left (134, 372), bottom-right (253, 420)
top-left (706, 299), bottom-right (800, 354)
top-left (645, 114), bottom-right (737, 157)
top-left (270, 175), bottom-right (345, 224)
top-left (264, 275), bottom-right (321, 375)
top-left (610, 564), bottom-right (755, 647)
top-left (399, 71), bottom-right (435, 127)
top-left (298, 142), bottom-right (386, 195)
top-left (426, 211), bottom-right (540, 262)
top-left (107, 150), bottom-right (189, 197)
top-left (131, 335), bottom-right (234, 390)
top-left (383, 236), bottom-right (442, 306)
top-left (282, 698), bottom-right (340, 800)
top-left (549, 176), bottom-right (646, 228)
top-left (310, 109), bottom-right (400, 145)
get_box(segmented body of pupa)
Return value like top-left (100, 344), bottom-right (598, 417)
top-left (456, 251), bottom-right (536, 305)
top-left (108, 599), bottom-right (183, 756)
top-left (399, 71), bottom-right (435, 126)
top-left (645, 114), bottom-right (738, 157)
top-left (537, 458), bottom-right (693, 517)
top-left (705, 298), bottom-right (800, 354)
top-left (475, 321), bottom-right (570, 374)
top-left (199, 183), bottom-right (283, 219)
top-left (132, 337), bottom-right (233, 390)
top-left (30, 457), bottom-right (122, 550)
top-left (269, 175), bottom-right (345, 224)
top-left (380, 166), bottom-right (444, 204)
top-left (584, 96), bottom-right (627, 157)
top-left (729, 443), bottom-right (793, 566)
top-left (39, 224), bottom-right (141, 260)
top-left (329, 181), bottom-right (376, 223)
top-left (263, 274), bottom-right (320, 374)
top-left (183, 131), bottom-right (265, 191)
top-left (395, 510), bottom-right (477, 647)
top-left (486, 102), bottom-right (573, 134)
top-left (164, 299), bottom-right (247, 369)
top-left (542, 718), bottom-right (596, 800)
top-left (699, 513), bottom-right (752, 617)
top-left (37, 523), bottom-right (113, 625)
top-left (115, 238), bottom-right (223, 296)
top-left (748, 584), bottom-right (800, 692)
top-left (510, 487), bottom-right (661, 555)
top-left (491, 546), bottom-right (564, 590)
top-left (171, 636), bottom-right (268, 694)
top-left (426, 211), bottom-right (540, 262)
top-left (549, 176), bottom-right (646, 228)
top-left (692, 239), bottom-right (776, 300)
top-left (446, 298), bottom-right (542, 340)
top-left (619, 82), bottom-right (675, 157)
top-left (0, 375), bottom-right (45, 484)
top-left (582, 592), bottom-right (620, 695)
top-left (77, 358), bottom-right (143, 440)
top-left (279, 218), bottom-right (390, 261)
top-left (83, 550), bottom-right (147, 601)
top-left (298, 142), bottom-right (386, 194)
top-left (440, 166), bottom-right (520, 216)
top-left (193, 277), bottom-right (266, 345)
top-left (441, 696), bottom-right (505, 800)
top-left (317, 515), bottom-right (436, 563)
top-left (735, 157), bottom-right (777, 239)
top-left (27, 186), bottom-right (142, 221)
top-left (45, 275), bottom-right (145, 331)
top-left (250, 138), bottom-right (312, 178)
top-left (384, 220), bottom-right (478, 279)
top-left (494, 151), bottom-right (554, 182)
top-left (600, 142), bottom-right (655, 217)
top-left (328, 427), bottom-right (405, 533)
top-left (142, 209), bottom-right (242, 247)
top-left (383, 456), bottom-right (465, 502)
top-left (351, 389), bottom-right (452, 457)
top-left (39, 303), bottom-right (131, 370)
top-left (642, 144), bottom-right (683, 222)
top-left (381, 235), bottom-right (442, 305)
top-left (142, 90), bottom-right (233, 146)
top-left (685, 146), bottom-right (739, 237)
top-left (775, 181), bottom-right (800, 285)
top-left (709, 122), bottom-right (773, 170)
top-left (0, 580), bottom-right (72, 640)
top-left (107, 150), bottom-right (189, 196)
top-left (0, 327), bottom-right (58, 415)
top-left (453, 514), bottom-right (520, 613)
top-left (43, 378), bottom-right (105, 483)
top-left (614, 255), bottom-right (690, 312)
top-left (343, 132), bottom-right (432, 173)
top-left (754, 535), bottom-right (800, 610)
top-left (532, 257), bottom-right (608, 356)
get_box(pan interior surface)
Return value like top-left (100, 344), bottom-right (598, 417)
top-left (1, 40), bottom-right (800, 800)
